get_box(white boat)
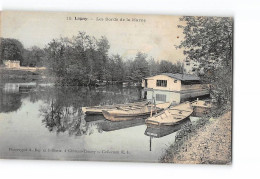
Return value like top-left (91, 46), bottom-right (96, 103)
top-left (102, 102), bottom-right (171, 121)
top-left (145, 101), bottom-right (193, 126)
top-left (82, 101), bottom-right (148, 115)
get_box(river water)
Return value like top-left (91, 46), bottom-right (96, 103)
top-left (0, 83), bottom-right (197, 162)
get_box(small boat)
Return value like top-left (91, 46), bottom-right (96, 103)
top-left (83, 117), bottom-right (145, 132)
top-left (191, 99), bottom-right (212, 108)
top-left (191, 99), bottom-right (212, 117)
top-left (84, 114), bottom-right (106, 122)
top-left (145, 101), bottom-right (193, 126)
top-left (82, 101), bottom-right (148, 115)
top-left (145, 118), bottom-right (191, 138)
top-left (102, 102), bottom-right (171, 121)
top-left (100, 118), bottom-right (146, 131)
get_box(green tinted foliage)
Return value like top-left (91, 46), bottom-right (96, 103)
top-left (177, 16), bottom-right (233, 107)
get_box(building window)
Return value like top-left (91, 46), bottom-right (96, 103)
top-left (174, 80), bottom-right (177, 83)
top-left (156, 94), bottom-right (166, 102)
top-left (156, 80), bottom-right (167, 87)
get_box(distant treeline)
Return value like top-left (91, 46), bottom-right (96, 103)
top-left (0, 16), bottom-right (233, 110)
top-left (0, 34), bottom-right (184, 86)
top-left (0, 38), bottom-right (44, 67)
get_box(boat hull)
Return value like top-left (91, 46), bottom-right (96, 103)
top-left (100, 118), bottom-right (146, 131)
top-left (145, 118), bottom-right (188, 126)
top-left (102, 109), bottom-right (163, 121)
top-left (85, 111), bottom-right (103, 115)
top-left (102, 102), bottom-right (171, 121)
top-left (82, 101), bottom-right (148, 115)
top-left (191, 100), bottom-right (212, 117)
top-left (145, 102), bottom-right (193, 126)
top-left (145, 118), bottom-right (191, 137)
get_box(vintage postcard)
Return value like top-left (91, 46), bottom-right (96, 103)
top-left (0, 11), bottom-right (232, 164)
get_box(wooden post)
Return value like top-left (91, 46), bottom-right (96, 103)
top-left (154, 97), bottom-right (157, 114)
top-left (150, 103), bottom-right (153, 117)
top-left (150, 136), bottom-right (152, 151)
top-left (150, 90), bottom-right (154, 117)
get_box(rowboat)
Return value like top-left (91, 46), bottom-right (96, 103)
top-left (191, 99), bottom-right (212, 117)
top-left (191, 99), bottom-right (212, 108)
top-left (145, 118), bottom-right (191, 138)
top-left (83, 117), bottom-right (145, 132)
top-left (145, 101), bottom-right (193, 126)
top-left (99, 118), bottom-right (146, 131)
top-left (82, 101), bottom-right (148, 115)
top-left (102, 102), bottom-right (171, 121)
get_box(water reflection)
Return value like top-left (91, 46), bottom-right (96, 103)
top-left (37, 85), bottom-right (141, 134)
top-left (100, 118), bottom-right (146, 132)
top-left (143, 90), bottom-right (210, 104)
top-left (145, 118), bottom-right (191, 151)
top-left (1, 82), bottom-right (201, 135)
top-left (0, 82), bottom-right (202, 162)
top-left (83, 114), bottom-right (146, 133)
top-left (0, 91), bottom-right (22, 113)
top-left (40, 100), bottom-right (83, 135)
top-left (2, 82), bottom-right (37, 93)
top-left (0, 82), bottom-right (53, 113)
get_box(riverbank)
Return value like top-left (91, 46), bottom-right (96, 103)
top-left (161, 110), bottom-right (232, 164)
top-left (0, 68), bottom-right (54, 83)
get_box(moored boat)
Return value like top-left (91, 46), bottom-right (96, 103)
top-left (145, 118), bottom-right (191, 138)
top-left (82, 101), bottom-right (148, 115)
top-left (100, 118), bottom-right (146, 131)
top-left (145, 101), bottom-right (193, 126)
top-left (191, 99), bottom-right (212, 117)
top-left (102, 102), bottom-right (171, 121)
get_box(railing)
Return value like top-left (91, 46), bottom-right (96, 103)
top-left (181, 84), bottom-right (209, 91)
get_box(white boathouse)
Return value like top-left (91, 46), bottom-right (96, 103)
top-left (3, 60), bottom-right (20, 68)
top-left (141, 73), bottom-right (210, 103)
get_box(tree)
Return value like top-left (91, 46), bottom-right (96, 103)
top-left (123, 59), bottom-right (133, 82)
top-left (158, 60), bottom-right (184, 74)
top-left (108, 54), bottom-right (124, 82)
top-left (0, 38), bottom-right (24, 64)
top-left (159, 60), bottom-right (175, 73)
top-left (95, 36), bottom-right (110, 80)
top-left (148, 58), bottom-right (159, 76)
top-left (173, 61), bottom-right (185, 74)
top-left (71, 32), bottom-right (97, 85)
top-left (130, 52), bottom-right (149, 82)
top-left (23, 46), bottom-right (45, 67)
top-left (44, 39), bottom-right (67, 78)
top-left (177, 16), bottom-right (233, 107)
top-left (44, 32), bottom-right (112, 86)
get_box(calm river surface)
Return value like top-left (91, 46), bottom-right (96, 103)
top-left (0, 83), bottom-right (197, 162)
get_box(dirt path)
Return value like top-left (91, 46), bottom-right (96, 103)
top-left (161, 111), bottom-right (232, 164)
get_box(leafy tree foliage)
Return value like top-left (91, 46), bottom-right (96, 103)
top-left (23, 46), bottom-right (45, 67)
top-left (159, 60), bottom-right (184, 74)
top-left (129, 52), bottom-right (149, 82)
top-left (177, 16), bottom-right (233, 107)
top-left (44, 33), bottom-right (97, 86)
top-left (147, 58), bottom-right (159, 76)
top-left (1, 32), bottom-right (185, 86)
top-left (0, 38), bottom-right (24, 64)
top-left (44, 32), bottom-right (184, 86)
top-left (107, 54), bottom-right (124, 82)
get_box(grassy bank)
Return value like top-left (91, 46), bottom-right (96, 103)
top-left (0, 68), bottom-right (53, 83)
top-left (161, 110), bottom-right (232, 164)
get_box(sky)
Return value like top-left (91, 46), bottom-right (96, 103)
top-left (1, 11), bottom-right (186, 63)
